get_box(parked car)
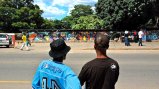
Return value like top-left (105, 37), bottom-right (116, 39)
top-left (0, 33), bottom-right (10, 48)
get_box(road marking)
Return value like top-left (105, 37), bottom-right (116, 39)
top-left (0, 81), bottom-right (31, 84)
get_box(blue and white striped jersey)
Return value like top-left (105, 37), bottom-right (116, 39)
top-left (32, 60), bottom-right (81, 89)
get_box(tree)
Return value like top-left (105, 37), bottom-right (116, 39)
top-left (150, 0), bottom-right (159, 27)
top-left (53, 20), bottom-right (63, 29)
top-left (69, 4), bottom-right (99, 30)
top-left (96, 0), bottom-right (153, 30)
top-left (41, 19), bottom-right (54, 29)
top-left (61, 16), bottom-right (74, 29)
top-left (72, 15), bottom-right (104, 30)
top-left (70, 4), bottom-right (93, 18)
top-left (0, 0), bottom-right (43, 32)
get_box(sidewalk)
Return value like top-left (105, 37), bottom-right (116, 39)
top-left (109, 41), bottom-right (159, 50)
top-left (14, 40), bottom-right (159, 51)
top-left (65, 41), bottom-right (159, 50)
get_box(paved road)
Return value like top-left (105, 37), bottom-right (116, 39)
top-left (0, 45), bottom-right (159, 89)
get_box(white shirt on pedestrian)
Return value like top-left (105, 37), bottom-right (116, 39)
top-left (125, 31), bottom-right (129, 34)
top-left (138, 30), bottom-right (144, 38)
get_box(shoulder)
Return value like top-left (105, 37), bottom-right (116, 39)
top-left (38, 60), bottom-right (52, 68)
top-left (64, 65), bottom-right (77, 76)
top-left (65, 64), bottom-right (77, 73)
top-left (83, 59), bottom-right (96, 66)
top-left (108, 58), bottom-right (118, 65)
top-left (81, 59), bottom-right (97, 70)
top-left (107, 58), bottom-right (119, 70)
top-left (40, 60), bottom-right (51, 64)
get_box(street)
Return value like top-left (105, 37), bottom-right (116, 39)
top-left (0, 43), bottom-right (159, 89)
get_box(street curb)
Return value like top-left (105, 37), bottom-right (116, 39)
top-left (83, 48), bottom-right (159, 50)
top-left (109, 48), bottom-right (159, 50)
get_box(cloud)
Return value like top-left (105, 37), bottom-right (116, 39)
top-left (91, 6), bottom-right (96, 13)
top-left (52, 0), bottom-right (97, 7)
top-left (45, 6), bottom-right (66, 15)
top-left (66, 0), bottom-right (98, 15)
top-left (34, 0), bottom-right (66, 15)
top-left (34, 0), bottom-right (98, 19)
top-left (52, 0), bottom-right (74, 7)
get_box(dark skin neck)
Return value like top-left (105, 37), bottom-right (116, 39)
top-left (53, 56), bottom-right (66, 63)
top-left (95, 49), bottom-right (108, 59)
top-left (53, 59), bottom-right (63, 62)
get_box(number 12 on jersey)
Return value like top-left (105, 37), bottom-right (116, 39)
top-left (42, 77), bottom-right (61, 89)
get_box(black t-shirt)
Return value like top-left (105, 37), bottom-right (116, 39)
top-left (78, 58), bottom-right (119, 89)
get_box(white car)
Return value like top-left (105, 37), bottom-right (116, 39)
top-left (0, 33), bottom-right (10, 48)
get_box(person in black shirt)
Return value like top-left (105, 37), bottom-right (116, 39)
top-left (78, 32), bottom-right (119, 89)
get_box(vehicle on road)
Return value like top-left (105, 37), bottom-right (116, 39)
top-left (0, 33), bottom-right (10, 48)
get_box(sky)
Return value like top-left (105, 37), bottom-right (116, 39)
top-left (34, 0), bottom-right (98, 20)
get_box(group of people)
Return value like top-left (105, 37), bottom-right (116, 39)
top-left (32, 32), bottom-right (120, 89)
top-left (47, 32), bottom-right (96, 42)
top-left (124, 29), bottom-right (144, 46)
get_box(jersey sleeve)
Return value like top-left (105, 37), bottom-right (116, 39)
top-left (104, 63), bottom-right (119, 89)
top-left (65, 68), bottom-right (81, 89)
top-left (32, 61), bottom-right (44, 89)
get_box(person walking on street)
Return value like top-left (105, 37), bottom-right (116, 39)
top-left (32, 39), bottom-right (81, 89)
top-left (138, 29), bottom-right (144, 46)
top-left (20, 33), bottom-right (29, 51)
top-left (78, 32), bottom-right (119, 89)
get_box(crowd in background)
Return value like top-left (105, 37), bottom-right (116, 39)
top-left (16, 30), bottom-right (159, 44)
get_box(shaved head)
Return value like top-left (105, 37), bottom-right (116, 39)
top-left (94, 32), bottom-right (110, 50)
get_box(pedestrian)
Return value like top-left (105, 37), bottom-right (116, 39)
top-left (124, 30), bottom-right (130, 46)
top-left (20, 33), bottom-right (29, 51)
top-left (133, 30), bottom-right (138, 43)
top-left (138, 29), bottom-right (144, 46)
top-left (26, 32), bottom-right (31, 46)
top-left (78, 32), bottom-right (119, 89)
top-left (32, 39), bottom-right (81, 89)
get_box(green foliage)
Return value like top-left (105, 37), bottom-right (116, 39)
top-left (12, 22), bottom-right (30, 28)
top-left (72, 15), bottom-right (104, 30)
top-left (61, 16), bottom-right (74, 29)
top-left (70, 4), bottom-right (93, 18)
top-left (52, 20), bottom-right (63, 29)
top-left (0, 0), bottom-right (43, 32)
top-left (96, 0), bottom-right (153, 30)
top-left (41, 19), bottom-right (54, 29)
top-left (69, 4), bottom-right (104, 30)
top-left (151, 0), bottom-right (159, 27)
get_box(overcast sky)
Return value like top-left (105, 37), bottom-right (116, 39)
top-left (34, 0), bottom-right (98, 20)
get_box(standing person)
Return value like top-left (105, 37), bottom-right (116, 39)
top-left (133, 30), bottom-right (138, 43)
top-left (32, 39), bottom-right (81, 89)
top-left (78, 32), bottom-right (119, 89)
top-left (138, 29), bottom-right (144, 46)
top-left (20, 33), bottom-right (29, 51)
top-left (124, 30), bottom-right (130, 46)
top-left (26, 32), bottom-right (31, 46)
